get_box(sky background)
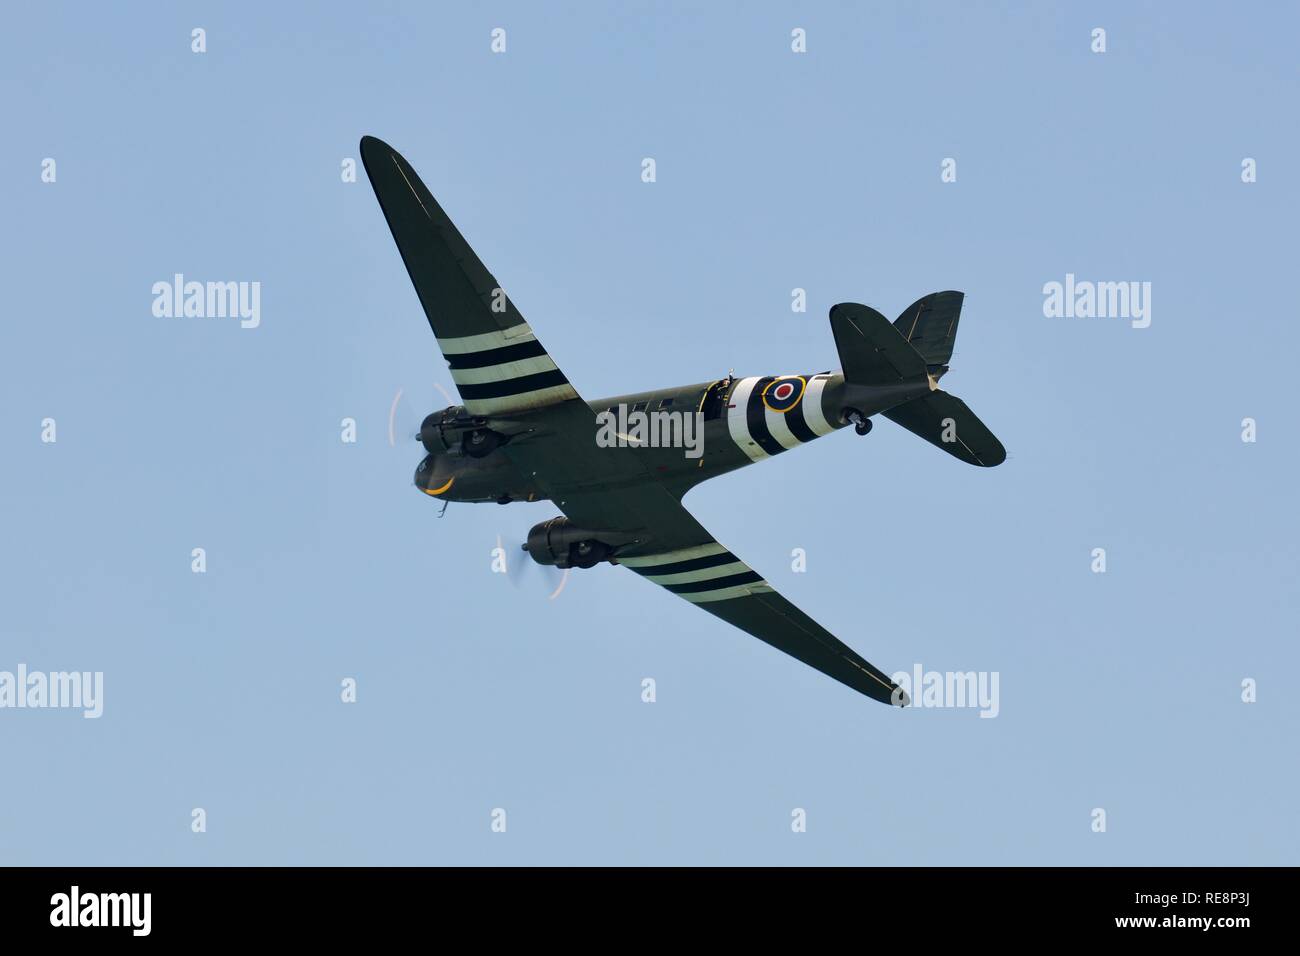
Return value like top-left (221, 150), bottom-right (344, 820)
top-left (2, 1), bottom-right (1296, 865)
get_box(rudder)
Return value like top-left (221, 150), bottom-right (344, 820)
top-left (894, 291), bottom-right (963, 374)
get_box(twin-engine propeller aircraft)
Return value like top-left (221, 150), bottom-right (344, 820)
top-left (361, 136), bottom-right (1006, 706)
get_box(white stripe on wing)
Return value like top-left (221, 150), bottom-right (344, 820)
top-left (437, 325), bottom-right (537, 355)
top-left (448, 354), bottom-right (559, 386)
top-left (642, 560), bottom-right (750, 586)
top-left (679, 581), bottom-right (775, 604)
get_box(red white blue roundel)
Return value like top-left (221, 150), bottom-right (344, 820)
top-left (762, 376), bottom-right (806, 413)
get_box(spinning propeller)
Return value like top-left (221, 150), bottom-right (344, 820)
top-left (498, 534), bottom-right (569, 601)
top-left (388, 383), bottom-right (457, 448)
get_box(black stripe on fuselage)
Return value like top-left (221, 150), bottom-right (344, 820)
top-left (445, 339), bottom-right (549, 369)
top-left (627, 551), bottom-right (738, 577)
top-left (663, 570), bottom-right (763, 594)
top-left (745, 377), bottom-right (787, 456)
top-left (456, 369), bottom-right (569, 399)
top-left (785, 394), bottom-right (819, 443)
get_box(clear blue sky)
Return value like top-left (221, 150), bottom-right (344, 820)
top-left (2, 2), bottom-right (1296, 865)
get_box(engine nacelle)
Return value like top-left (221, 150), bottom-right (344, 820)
top-left (524, 517), bottom-right (633, 569)
top-left (419, 405), bottom-right (508, 458)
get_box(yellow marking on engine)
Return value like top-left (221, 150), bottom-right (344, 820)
top-left (423, 477), bottom-right (455, 496)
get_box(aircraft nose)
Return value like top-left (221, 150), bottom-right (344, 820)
top-left (414, 456), bottom-right (455, 498)
top-left (413, 456), bottom-right (432, 490)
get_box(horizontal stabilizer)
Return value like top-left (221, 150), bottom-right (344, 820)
top-left (883, 390), bottom-right (1006, 467)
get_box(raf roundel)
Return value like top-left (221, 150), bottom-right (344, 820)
top-left (761, 376), bottom-right (806, 413)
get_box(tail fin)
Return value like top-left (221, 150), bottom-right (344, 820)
top-left (893, 291), bottom-right (963, 377)
top-left (829, 303), bottom-right (929, 387)
top-left (829, 294), bottom-right (1006, 468)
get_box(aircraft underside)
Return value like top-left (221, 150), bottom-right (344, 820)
top-left (362, 132), bottom-right (1005, 704)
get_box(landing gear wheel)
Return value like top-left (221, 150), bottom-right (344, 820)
top-left (462, 429), bottom-right (501, 459)
top-left (568, 540), bottom-right (609, 569)
top-left (844, 408), bottom-right (872, 436)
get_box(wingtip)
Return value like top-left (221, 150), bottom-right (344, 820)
top-left (977, 442), bottom-right (1008, 467)
top-left (359, 135), bottom-right (393, 160)
top-left (359, 135), bottom-right (408, 185)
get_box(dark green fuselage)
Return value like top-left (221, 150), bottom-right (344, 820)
top-left (415, 371), bottom-right (858, 504)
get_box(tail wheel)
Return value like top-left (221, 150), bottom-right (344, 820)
top-left (843, 407), bottom-right (872, 436)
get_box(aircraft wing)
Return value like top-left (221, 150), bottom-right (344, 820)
top-left (498, 418), bottom-right (906, 705)
top-left (619, 531), bottom-right (907, 704)
top-left (360, 136), bottom-right (580, 416)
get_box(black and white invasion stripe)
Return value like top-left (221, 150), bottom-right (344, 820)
top-left (439, 326), bottom-right (579, 415)
top-left (619, 542), bottom-right (774, 604)
top-left (726, 374), bottom-right (839, 462)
